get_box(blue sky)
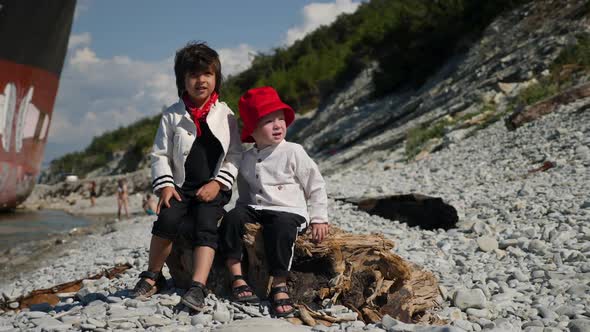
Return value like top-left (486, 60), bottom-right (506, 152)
top-left (45, 0), bottom-right (362, 164)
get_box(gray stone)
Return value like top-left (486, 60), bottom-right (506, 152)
top-left (141, 315), bottom-right (170, 327)
top-left (528, 240), bottom-right (548, 254)
top-left (381, 315), bottom-right (398, 330)
top-left (523, 327), bottom-right (544, 332)
top-left (80, 323), bottom-right (96, 331)
top-left (415, 327), bottom-right (465, 332)
top-left (453, 288), bottom-right (487, 310)
top-left (82, 303), bottom-right (107, 317)
top-left (213, 302), bottom-right (231, 323)
top-left (388, 322), bottom-right (417, 332)
top-left (555, 305), bottom-right (579, 318)
top-left (87, 317), bottom-right (106, 328)
top-left (537, 305), bottom-right (559, 320)
top-left (313, 325), bottom-right (330, 332)
top-left (25, 311), bottom-right (48, 319)
top-left (511, 270), bottom-right (529, 282)
top-left (191, 313), bottom-right (213, 326)
top-left (568, 319), bottom-right (590, 332)
top-left (31, 317), bottom-right (71, 330)
top-left (213, 317), bottom-right (310, 331)
top-left (466, 308), bottom-right (491, 319)
top-left (477, 237), bottom-right (499, 252)
top-left (335, 312), bottom-right (358, 321)
top-left (452, 319), bottom-right (472, 331)
top-left (567, 284), bottom-right (590, 297)
top-left (115, 321), bottom-right (136, 329)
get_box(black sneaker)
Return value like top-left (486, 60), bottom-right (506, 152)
top-left (130, 271), bottom-right (167, 299)
top-left (181, 281), bottom-right (208, 312)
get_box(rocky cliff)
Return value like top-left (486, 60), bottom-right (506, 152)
top-left (292, 0), bottom-right (589, 172)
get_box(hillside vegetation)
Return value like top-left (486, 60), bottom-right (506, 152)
top-left (47, 0), bottom-right (527, 180)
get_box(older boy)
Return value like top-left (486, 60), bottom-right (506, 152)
top-left (219, 86), bottom-right (328, 317)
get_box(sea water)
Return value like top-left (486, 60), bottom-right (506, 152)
top-left (0, 210), bottom-right (90, 252)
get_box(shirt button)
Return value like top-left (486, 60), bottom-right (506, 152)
top-left (183, 151), bottom-right (188, 156)
top-left (255, 174), bottom-right (259, 179)
top-left (188, 132), bottom-right (192, 136)
top-left (257, 199), bottom-right (261, 204)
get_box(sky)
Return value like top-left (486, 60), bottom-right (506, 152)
top-left (45, 0), bottom-right (363, 164)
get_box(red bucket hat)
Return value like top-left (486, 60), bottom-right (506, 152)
top-left (239, 86), bottom-right (295, 143)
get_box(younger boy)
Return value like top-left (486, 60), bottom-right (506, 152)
top-left (219, 87), bottom-right (329, 317)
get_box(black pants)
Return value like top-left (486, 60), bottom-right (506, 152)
top-left (151, 188), bottom-right (230, 249)
top-left (219, 206), bottom-right (306, 278)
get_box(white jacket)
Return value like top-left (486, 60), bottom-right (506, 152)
top-left (237, 140), bottom-right (328, 225)
top-left (151, 99), bottom-right (242, 194)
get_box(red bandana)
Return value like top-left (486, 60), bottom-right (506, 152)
top-left (182, 92), bottom-right (218, 136)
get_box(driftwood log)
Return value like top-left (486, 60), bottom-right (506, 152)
top-left (506, 82), bottom-right (590, 130)
top-left (342, 194), bottom-right (458, 231)
top-left (167, 223), bottom-right (443, 324)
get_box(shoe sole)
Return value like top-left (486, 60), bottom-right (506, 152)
top-left (181, 297), bottom-right (206, 312)
top-left (132, 281), bottom-right (166, 300)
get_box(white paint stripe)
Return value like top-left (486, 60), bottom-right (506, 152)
top-left (287, 232), bottom-right (297, 271)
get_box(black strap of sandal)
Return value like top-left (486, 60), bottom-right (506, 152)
top-left (233, 284), bottom-right (254, 294)
top-left (273, 298), bottom-right (294, 306)
top-left (270, 285), bottom-right (289, 297)
top-left (233, 274), bottom-right (247, 282)
top-left (139, 270), bottom-right (159, 281)
top-left (190, 281), bottom-right (208, 292)
top-left (133, 271), bottom-right (162, 296)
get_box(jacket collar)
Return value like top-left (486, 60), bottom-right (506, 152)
top-left (254, 139), bottom-right (285, 157)
top-left (179, 99), bottom-right (225, 123)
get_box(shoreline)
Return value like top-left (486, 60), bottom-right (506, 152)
top-left (0, 210), bottom-right (122, 285)
top-left (1, 192), bottom-right (151, 286)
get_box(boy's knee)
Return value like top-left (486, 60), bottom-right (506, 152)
top-left (193, 229), bottom-right (218, 249)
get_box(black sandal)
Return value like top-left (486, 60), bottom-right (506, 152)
top-left (130, 271), bottom-right (167, 299)
top-left (269, 285), bottom-right (296, 317)
top-left (181, 281), bottom-right (208, 312)
top-left (231, 275), bottom-right (259, 303)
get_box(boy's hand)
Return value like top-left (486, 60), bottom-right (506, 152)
top-left (157, 186), bottom-right (181, 214)
top-left (196, 181), bottom-right (221, 202)
top-left (310, 222), bottom-right (329, 243)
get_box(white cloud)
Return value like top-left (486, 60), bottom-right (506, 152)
top-left (284, 0), bottom-right (361, 45)
top-left (218, 44), bottom-right (256, 78)
top-left (49, 38), bottom-right (177, 150)
top-left (69, 47), bottom-right (100, 70)
top-left (74, 0), bottom-right (91, 20)
top-left (68, 32), bottom-right (91, 50)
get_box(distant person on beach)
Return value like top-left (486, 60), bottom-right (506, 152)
top-left (130, 42), bottom-right (241, 312)
top-left (218, 87), bottom-right (329, 317)
top-left (88, 181), bottom-right (97, 207)
top-left (116, 178), bottom-right (129, 219)
top-left (142, 193), bottom-right (157, 216)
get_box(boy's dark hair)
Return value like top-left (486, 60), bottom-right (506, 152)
top-left (174, 41), bottom-right (222, 98)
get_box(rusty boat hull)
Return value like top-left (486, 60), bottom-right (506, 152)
top-left (0, 1), bottom-right (76, 209)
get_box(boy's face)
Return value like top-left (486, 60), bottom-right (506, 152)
top-left (251, 110), bottom-right (286, 148)
top-left (184, 66), bottom-right (216, 106)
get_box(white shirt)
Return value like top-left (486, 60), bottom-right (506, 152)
top-left (237, 140), bottom-right (328, 224)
